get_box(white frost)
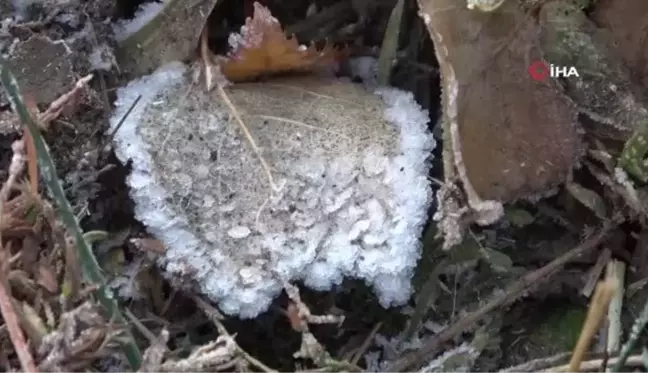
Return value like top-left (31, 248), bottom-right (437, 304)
top-left (110, 62), bottom-right (436, 318)
top-left (112, 1), bottom-right (166, 42)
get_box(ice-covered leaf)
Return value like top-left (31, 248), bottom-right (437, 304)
top-left (109, 63), bottom-right (435, 318)
top-left (591, 0), bottom-right (648, 89)
top-left (217, 2), bottom-right (340, 82)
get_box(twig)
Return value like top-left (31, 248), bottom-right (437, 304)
top-left (551, 354), bottom-right (645, 372)
top-left (0, 255), bottom-right (38, 372)
top-left (104, 95), bottom-right (141, 147)
top-left (569, 273), bottom-right (618, 372)
top-left (387, 221), bottom-right (615, 371)
top-left (191, 295), bottom-right (277, 372)
top-left (216, 84), bottom-right (281, 192)
top-left (500, 352), bottom-right (572, 372)
top-left (198, 29), bottom-right (281, 192)
top-left (0, 140), bottom-right (26, 244)
top-left (606, 260), bottom-right (625, 355)
top-left (350, 322), bottom-right (382, 365)
top-left (581, 248), bottom-right (610, 298)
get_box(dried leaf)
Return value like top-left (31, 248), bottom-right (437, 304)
top-left (419, 0), bottom-right (582, 202)
top-left (36, 261), bottom-right (58, 294)
top-left (591, 0), bottom-right (648, 89)
top-left (116, 0), bottom-right (219, 76)
top-left (38, 74), bottom-right (93, 128)
top-left (20, 301), bottom-right (48, 344)
top-left (566, 181), bottom-right (608, 219)
top-left (505, 207), bottom-right (535, 227)
top-left (481, 247), bottom-right (513, 273)
top-left (217, 2), bottom-right (340, 82)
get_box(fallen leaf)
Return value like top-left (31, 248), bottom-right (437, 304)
top-left (116, 0), bottom-right (219, 76)
top-left (419, 0), bottom-right (582, 202)
top-left (566, 181), bottom-right (608, 220)
top-left (591, 0), bottom-right (648, 89)
top-left (481, 247), bottom-right (513, 273)
top-left (505, 207), bottom-right (535, 227)
top-left (37, 261), bottom-right (58, 293)
top-left (216, 2), bottom-right (341, 82)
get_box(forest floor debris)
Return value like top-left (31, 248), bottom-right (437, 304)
top-left (2, 0), bottom-right (648, 372)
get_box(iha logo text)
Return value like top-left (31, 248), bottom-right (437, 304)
top-left (528, 60), bottom-right (579, 81)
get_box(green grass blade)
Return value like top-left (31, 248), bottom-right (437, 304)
top-left (0, 61), bottom-right (142, 369)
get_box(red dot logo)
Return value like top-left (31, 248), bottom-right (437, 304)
top-left (529, 61), bottom-right (550, 81)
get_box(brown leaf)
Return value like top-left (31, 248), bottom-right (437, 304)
top-left (217, 2), bottom-right (341, 83)
top-left (36, 261), bottom-right (58, 294)
top-left (286, 302), bottom-right (305, 332)
top-left (131, 237), bottom-right (166, 254)
top-left (419, 0), bottom-right (582, 202)
top-left (591, 0), bottom-right (648, 89)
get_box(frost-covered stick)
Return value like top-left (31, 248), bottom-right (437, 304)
top-left (387, 222), bottom-right (615, 371)
top-left (0, 255), bottom-right (37, 372)
top-left (138, 328), bottom-right (169, 371)
top-left (612, 280), bottom-right (648, 371)
top-left (192, 295), bottom-right (276, 373)
top-left (0, 62), bottom-right (143, 369)
top-left (606, 260), bottom-right (625, 356)
top-left (0, 140), bottom-right (25, 244)
top-left (500, 352), bottom-right (572, 372)
top-left (552, 354), bottom-right (646, 372)
top-left (284, 283), bottom-right (352, 368)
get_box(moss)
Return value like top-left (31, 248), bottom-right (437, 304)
top-left (527, 304), bottom-right (587, 355)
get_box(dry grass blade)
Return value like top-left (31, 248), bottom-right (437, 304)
top-left (0, 62), bottom-right (142, 369)
top-left (377, 0), bottom-right (405, 85)
top-left (0, 251), bottom-right (38, 372)
top-left (38, 74), bottom-right (93, 128)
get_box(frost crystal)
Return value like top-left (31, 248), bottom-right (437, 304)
top-left (112, 1), bottom-right (166, 42)
top-left (109, 62), bottom-right (436, 318)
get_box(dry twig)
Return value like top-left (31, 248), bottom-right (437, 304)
top-left (387, 221), bottom-right (616, 371)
